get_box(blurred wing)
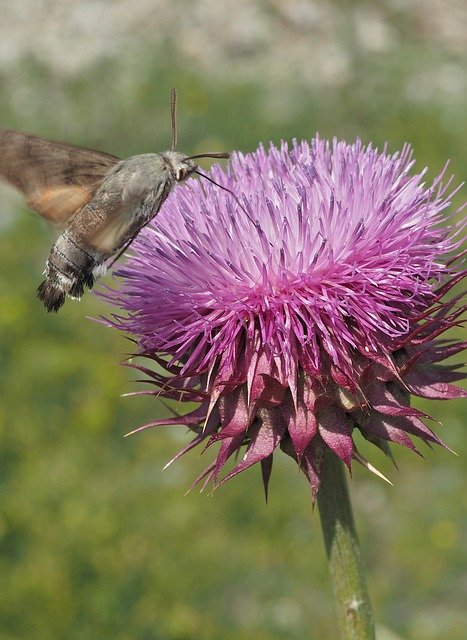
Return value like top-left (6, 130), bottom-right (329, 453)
top-left (0, 129), bottom-right (120, 227)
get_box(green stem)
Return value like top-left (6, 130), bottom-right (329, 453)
top-left (317, 451), bottom-right (375, 640)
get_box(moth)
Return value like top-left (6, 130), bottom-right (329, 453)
top-left (0, 90), bottom-right (230, 312)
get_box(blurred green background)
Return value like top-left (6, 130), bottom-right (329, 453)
top-left (0, 2), bottom-right (466, 639)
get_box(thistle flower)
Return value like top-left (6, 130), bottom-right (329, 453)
top-left (103, 137), bottom-right (466, 498)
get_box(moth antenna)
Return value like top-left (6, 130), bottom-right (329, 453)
top-left (170, 88), bottom-right (177, 151)
top-left (194, 170), bottom-right (254, 224)
top-left (187, 152), bottom-right (230, 160)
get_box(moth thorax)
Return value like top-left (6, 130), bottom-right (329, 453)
top-left (163, 151), bottom-right (198, 182)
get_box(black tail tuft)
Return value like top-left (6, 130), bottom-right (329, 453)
top-left (69, 273), bottom-right (94, 299)
top-left (37, 280), bottom-right (66, 313)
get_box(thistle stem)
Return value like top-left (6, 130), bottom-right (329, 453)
top-left (317, 451), bottom-right (375, 640)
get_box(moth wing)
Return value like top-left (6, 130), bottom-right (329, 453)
top-left (71, 159), bottom-right (173, 256)
top-left (0, 129), bottom-right (120, 227)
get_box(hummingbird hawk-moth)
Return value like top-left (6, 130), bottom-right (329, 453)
top-left (0, 90), bottom-right (230, 312)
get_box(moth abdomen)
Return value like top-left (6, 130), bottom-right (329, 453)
top-left (37, 231), bottom-right (99, 312)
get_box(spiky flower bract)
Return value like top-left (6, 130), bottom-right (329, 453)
top-left (103, 137), bottom-right (466, 498)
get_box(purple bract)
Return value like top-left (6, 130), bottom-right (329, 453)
top-left (103, 137), bottom-right (466, 498)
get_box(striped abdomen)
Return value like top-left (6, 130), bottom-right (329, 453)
top-left (37, 231), bottom-right (101, 312)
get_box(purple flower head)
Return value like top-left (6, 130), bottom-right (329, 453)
top-left (104, 137), bottom-right (466, 498)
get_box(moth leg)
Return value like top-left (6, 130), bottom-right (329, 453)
top-left (108, 237), bottom-right (136, 269)
top-left (107, 212), bottom-right (159, 268)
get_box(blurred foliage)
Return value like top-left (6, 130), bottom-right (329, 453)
top-left (0, 4), bottom-right (466, 640)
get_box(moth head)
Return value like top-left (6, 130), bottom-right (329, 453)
top-left (163, 151), bottom-right (198, 183)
